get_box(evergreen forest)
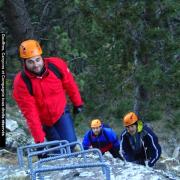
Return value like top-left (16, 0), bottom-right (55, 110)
top-left (1, 0), bottom-right (180, 132)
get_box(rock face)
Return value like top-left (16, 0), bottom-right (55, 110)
top-left (6, 127), bottom-right (34, 151)
top-left (172, 146), bottom-right (180, 159)
top-left (2, 110), bottom-right (179, 180)
top-left (6, 119), bottom-right (18, 132)
top-left (0, 151), bottom-right (179, 180)
top-left (6, 114), bottom-right (34, 151)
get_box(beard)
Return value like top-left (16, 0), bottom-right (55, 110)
top-left (27, 65), bottom-right (46, 76)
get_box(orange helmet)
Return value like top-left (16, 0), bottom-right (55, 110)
top-left (19, 39), bottom-right (42, 59)
top-left (123, 112), bottom-right (138, 127)
top-left (91, 119), bottom-right (102, 128)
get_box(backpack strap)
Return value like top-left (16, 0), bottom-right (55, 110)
top-left (21, 62), bottom-right (63, 96)
top-left (21, 70), bottom-right (33, 96)
top-left (48, 62), bottom-right (63, 79)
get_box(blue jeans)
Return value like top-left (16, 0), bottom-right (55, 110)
top-left (43, 106), bottom-right (77, 147)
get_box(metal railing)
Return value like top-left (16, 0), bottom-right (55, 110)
top-left (17, 140), bottom-right (111, 180)
top-left (32, 162), bottom-right (110, 180)
top-left (17, 140), bottom-right (69, 168)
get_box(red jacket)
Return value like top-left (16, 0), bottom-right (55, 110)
top-left (13, 57), bottom-right (83, 143)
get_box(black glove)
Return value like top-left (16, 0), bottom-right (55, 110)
top-left (38, 153), bottom-right (48, 160)
top-left (73, 105), bottom-right (83, 115)
top-left (36, 144), bottom-right (49, 160)
top-left (110, 147), bottom-right (124, 160)
top-left (114, 149), bottom-right (124, 161)
top-left (117, 153), bottom-right (124, 161)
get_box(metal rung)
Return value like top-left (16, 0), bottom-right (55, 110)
top-left (17, 141), bottom-right (111, 180)
top-left (36, 148), bottom-right (103, 164)
top-left (17, 140), bottom-right (69, 168)
top-left (34, 148), bottom-right (106, 178)
top-left (27, 142), bottom-right (84, 174)
top-left (32, 162), bottom-right (110, 180)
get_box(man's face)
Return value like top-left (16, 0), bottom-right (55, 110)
top-left (92, 126), bottom-right (101, 136)
top-left (126, 124), bottom-right (137, 135)
top-left (25, 55), bottom-right (44, 74)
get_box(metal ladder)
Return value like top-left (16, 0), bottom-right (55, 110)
top-left (17, 140), bottom-right (110, 180)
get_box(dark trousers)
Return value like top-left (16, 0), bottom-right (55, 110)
top-left (43, 106), bottom-right (77, 149)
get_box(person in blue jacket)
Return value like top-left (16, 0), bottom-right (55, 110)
top-left (120, 112), bottom-right (161, 167)
top-left (82, 119), bottom-right (123, 160)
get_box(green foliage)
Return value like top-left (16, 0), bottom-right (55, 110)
top-left (0, 0), bottom-right (4, 9)
top-left (5, 0), bottom-right (180, 129)
top-left (6, 79), bottom-right (16, 106)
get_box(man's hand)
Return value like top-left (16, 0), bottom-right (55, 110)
top-left (147, 161), bottom-right (154, 167)
top-left (36, 142), bottom-right (49, 160)
top-left (110, 147), bottom-right (124, 160)
top-left (73, 105), bottom-right (83, 115)
top-left (37, 153), bottom-right (48, 160)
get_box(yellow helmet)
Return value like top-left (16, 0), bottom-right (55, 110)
top-left (91, 119), bottom-right (102, 128)
top-left (123, 112), bottom-right (138, 127)
top-left (19, 39), bottom-right (42, 59)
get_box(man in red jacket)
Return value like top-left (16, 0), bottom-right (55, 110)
top-left (13, 39), bottom-right (83, 152)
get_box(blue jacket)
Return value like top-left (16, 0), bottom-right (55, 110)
top-left (83, 127), bottom-right (120, 153)
top-left (120, 122), bottom-right (161, 167)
